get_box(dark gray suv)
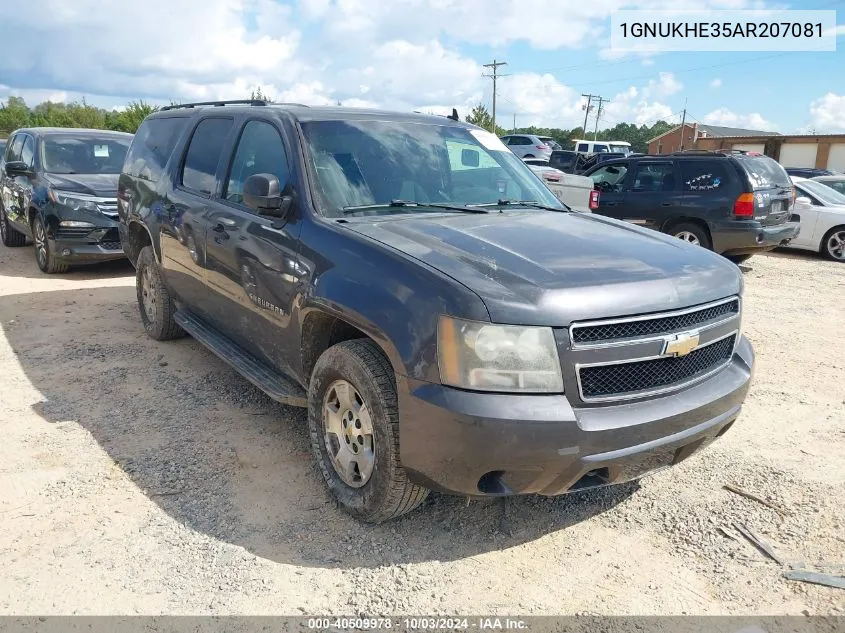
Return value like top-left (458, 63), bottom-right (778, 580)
top-left (118, 100), bottom-right (754, 523)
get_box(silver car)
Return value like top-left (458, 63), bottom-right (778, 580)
top-left (500, 134), bottom-right (553, 159)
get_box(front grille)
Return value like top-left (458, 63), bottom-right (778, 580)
top-left (55, 227), bottom-right (92, 239)
top-left (571, 298), bottom-right (739, 344)
top-left (579, 334), bottom-right (736, 400)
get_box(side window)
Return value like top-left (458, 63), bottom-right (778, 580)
top-left (20, 136), bottom-right (35, 168)
top-left (577, 143), bottom-right (589, 152)
top-left (224, 120), bottom-right (290, 206)
top-left (124, 117), bottom-right (188, 182)
top-left (7, 135), bottom-right (24, 162)
top-left (499, 136), bottom-right (511, 145)
top-left (445, 140), bottom-right (499, 172)
top-left (679, 161), bottom-right (729, 192)
top-left (630, 163), bottom-right (676, 192)
top-left (589, 164), bottom-right (628, 192)
top-left (594, 144), bottom-right (609, 153)
top-left (180, 118), bottom-right (234, 195)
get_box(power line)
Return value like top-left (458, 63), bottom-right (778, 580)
top-left (482, 59), bottom-right (509, 133)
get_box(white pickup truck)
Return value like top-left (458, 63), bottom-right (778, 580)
top-left (525, 163), bottom-right (598, 213)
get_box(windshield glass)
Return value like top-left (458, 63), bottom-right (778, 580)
top-left (300, 120), bottom-right (563, 217)
top-left (608, 144), bottom-right (629, 154)
top-left (41, 135), bottom-right (131, 174)
top-left (799, 180), bottom-right (845, 206)
top-left (739, 156), bottom-right (792, 191)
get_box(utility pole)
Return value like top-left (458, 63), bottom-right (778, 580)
top-left (592, 96), bottom-right (609, 140)
top-left (679, 99), bottom-right (688, 150)
top-left (482, 59), bottom-right (508, 134)
top-left (581, 94), bottom-right (593, 135)
top-left (513, 112), bottom-right (516, 133)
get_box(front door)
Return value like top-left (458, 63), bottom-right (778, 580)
top-left (2, 134), bottom-right (36, 236)
top-left (588, 162), bottom-right (630, 220)
top-left (203, 119), bottom-right (303, 375)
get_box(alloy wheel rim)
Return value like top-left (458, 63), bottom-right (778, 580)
top-left (141, 266), bottom-right (157, 321)
top-left (827, 231), bottom-right (845, 260)
top-left (322, 379), bottom-right (375, 488)
top-left (34, 220), bottom-right (47, 267)
top-left (676, 231), bottom-right (700, 245)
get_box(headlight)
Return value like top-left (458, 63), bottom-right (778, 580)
top-left (49, 190), bottom-right (100, 213)
top-left (437, 316), bottom-right (563, 393)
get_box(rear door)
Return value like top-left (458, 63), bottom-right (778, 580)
top-left (735, 155), bottom-right (794, 226)
top-left (586, 161), bottom-right (630, 220)
top-left (623, 160), bottom-right (681, 230)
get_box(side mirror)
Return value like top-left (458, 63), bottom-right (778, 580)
top-left (5, 161), bottom-right (30, 177)
top-left (795, 196), bottom-right (812, 206)
top-left (243, 173), bottom-right (291, 218)
top-left (461, 148), bottom-right (480, 168)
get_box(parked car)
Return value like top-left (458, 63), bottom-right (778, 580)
top-left (785, 176), bottom-right (845, 262)
top-left (811, 174), bottom-right (845, 196)
top-left (785, 167), bottom-right (841, 179)
top-left (573, 140), bottom-right (632, 155)
top-left (522, 159), bottom-right (599, 212)
top-left (0, 139), bottom-right (6, 157)
top-left (120, 100), bottom-right (754, 523)
top-left (499, 134), bottom-right (552, 159)
top-left (583, 150), bottom-right (801, 263)
top-left (0, 127), bottom-right (132, 272)
top-left (537, 136), bottom-right (562, 151)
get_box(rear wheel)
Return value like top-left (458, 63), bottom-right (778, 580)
top-left (136, 245), bottom-right (185, 340)
top-left (32, 213), bottom-right (68, 274)
top-left (308, 339), bottom-right (429, 523)
top-left (668, 222), bottom-right (712, 250)
top-left (726, 254), bottom-right (753, 264)
top-left (821, 226), bottom-right (845, 262)
top-left (0, 205), bottom-right (27, 247)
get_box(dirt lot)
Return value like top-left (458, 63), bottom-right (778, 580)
top-left (0, 243), bottom-right (843, 616)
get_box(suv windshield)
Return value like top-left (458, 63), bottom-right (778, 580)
top-left (42, 135), bottom-right (131, 175)
top-left (739, 155), bottom-right (792, 191)
top-left (300, 120), bottom-right (563, 217)
top-left (799, 179), bottom-right (845, 206)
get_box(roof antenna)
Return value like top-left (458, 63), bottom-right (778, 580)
top-left (447, 108), bottom-right (459, 121)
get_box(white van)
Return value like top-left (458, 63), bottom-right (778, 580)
top-left (573, 139), bottom-right (632, 155)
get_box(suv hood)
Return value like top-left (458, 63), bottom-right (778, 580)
top-left (44, 173), bottom-right (119, 198)
top-left (345, 211), bottom-right (742, 325)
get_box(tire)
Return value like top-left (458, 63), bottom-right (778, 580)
top-left (31, 213), bottom-right (68, 274)
top-left (0, 204), bottom-right (27, 247)
top-left (135, 245), bottom-right (185, 340)
top-left (820, 225), bottom-right (845, 262)
top-left (726, 254), bottom-right (753, 264)
top-left (308, 339), bottom-right (429, 523)
top-left (523, 154), bottom-right (535, 159)
top-left (667, 222), bottom-right (712, 250)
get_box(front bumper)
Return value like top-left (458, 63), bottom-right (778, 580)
top-left (711, 218), bottom-right (801, 256)
top-left (398, 335), bottom-right (754, 497)
top-left (50, 227), bottom-right (125, 264)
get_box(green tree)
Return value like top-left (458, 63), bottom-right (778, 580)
top-left (464, 103), bottom-right (507, 135)
top-left (108, 100), bottom-right (159, 133)
top-left (250, 86), bottom-right (270, 101)
top-left (0, 96), bottom-right (32, 133)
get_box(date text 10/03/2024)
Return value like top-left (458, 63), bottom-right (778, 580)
top-left (307, 618), bottom-right (528, 630)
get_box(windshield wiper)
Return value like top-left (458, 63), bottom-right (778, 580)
top-left (471, 199), bottom-right (569, 212)
top-left (342, 200), bottom-right (488, 215)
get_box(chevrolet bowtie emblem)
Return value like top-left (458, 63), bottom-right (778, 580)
top-left (663, 332), bottom-right (700, 357)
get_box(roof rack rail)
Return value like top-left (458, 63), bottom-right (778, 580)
top-left (160, 99), bottom-right (270, 111)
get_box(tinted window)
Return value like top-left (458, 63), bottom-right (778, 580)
top-left (181, 118), bottom-right (233, 195)
top-left (20, 136), bottom-right (34, 168)
top-left (7, 135), bottom-right (24, 162)
top-left (510, 136), bottom-right (531, 145)
top-left (593, 144), bottom-right (609, 153)
top-left (630, 163), bottom-right (675, 192)
top-left (798, 180), bottom-right (845, 206)
top-left (739, 156), bottom-right (791, 190)
top-left (679, 161), bottom-right (730, 192)
top-left (124, 117), bottom-right (187, 182)
top-left (577, 143), bottom-right (589, 152)
top-left (225, 120), bottom-right (290, 205)
top-left (41, 135), bottom-right (131, 174)
top-left (589, 164), bottom-right (628, 192)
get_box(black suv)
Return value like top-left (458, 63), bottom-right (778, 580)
top-left (583, 151), bottom-right (801, 263)
top-left (119, 100), bottom-right (754, 523)
top-left (1, 127), bottom-right (133, 273)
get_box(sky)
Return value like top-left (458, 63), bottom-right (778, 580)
top-left (0, 0), bottom-right (843, 134)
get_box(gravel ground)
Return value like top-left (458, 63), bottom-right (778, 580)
top-left (0, 244), bottom-right (843, 616)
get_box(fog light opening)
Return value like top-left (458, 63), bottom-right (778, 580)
top-left (61, 248), bottom-right (72, 256)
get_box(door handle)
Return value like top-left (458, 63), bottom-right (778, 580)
top-left (213, 218), bottom-right (237, 232)
top-left (661, 202), bottom-right (672, 207)
top-left (604, 202), bottom-right (618, 207)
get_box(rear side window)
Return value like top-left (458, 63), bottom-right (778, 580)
top-left (577, 143), bottom-right (589, 152)
top-left (180, 118), bottom-right (234, 195)
top-left (679, 161), bottom-right (730, 192)
top-left (124, 117), bottom-right (187, 182)
top-left (593, 144), bottom-right (609, 153)
top-left (738, 156), bottom-right (792, 190)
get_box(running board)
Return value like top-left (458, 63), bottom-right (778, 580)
top-left (174, 311), bottom-right (307, 408)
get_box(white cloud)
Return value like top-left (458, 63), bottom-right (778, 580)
top-left (822, 24), bottom-right (845, 37)
top-left (702, 107), bottom-right (776, 131)
top-left (807, 93), bottom-right (845, 133)
top-left (642, 72), bottom-right (683, 99)
top-left (709, 78), bottom-right (722, 88)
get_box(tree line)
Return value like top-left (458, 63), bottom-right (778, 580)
top-left (1, 96), bottom-right (674, 154)
top-left (465, 103), bottom-right (674, 154)
top-left (0, 97), bottom-right (159, 136)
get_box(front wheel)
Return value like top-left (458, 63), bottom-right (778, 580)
top-left (32, 213), bottom-right (68, 274)
top-left (135, 245), bottom-right (185, 340)
top-left (821, 226), bottom-right (845, 262)
top-left (308, 339), bottom-right (429, 523)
